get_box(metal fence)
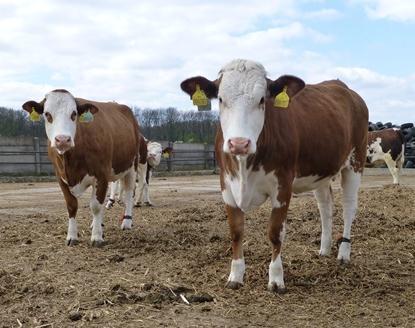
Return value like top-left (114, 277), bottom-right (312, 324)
top-left (1, 136), bottom-right (414, 175)
top-left (0, 138), bottom-right (216, 175)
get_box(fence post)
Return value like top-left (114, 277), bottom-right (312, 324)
top-left (33, 137), bottom-right (41, 175)
top-left (167, 141), bottom-right (173, 172)
top-left (204, 143), bottom-right (209, 169)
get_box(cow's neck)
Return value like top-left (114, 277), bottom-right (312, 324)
top-left (52, 148), bottom-right (86, 186)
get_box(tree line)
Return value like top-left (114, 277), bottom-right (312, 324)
top-left (0, 106), bottom-right (218, 143)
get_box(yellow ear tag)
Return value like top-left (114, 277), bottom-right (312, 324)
top-left (29, 107), bottom-right (41, 122)
top-left (274, 86), bottom-right (290, 108)
top-left (192, 84), bottom-right (208, 107)
top-left (79, 111), bottom-right (94, 123)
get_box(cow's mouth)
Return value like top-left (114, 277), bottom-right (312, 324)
top-left (56, 145), bottom-right (72, 155)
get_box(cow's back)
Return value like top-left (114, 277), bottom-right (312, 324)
top-left (290, 80), bottom-right (368, 177)
top-left (73, 99), bottom-right (139, 178)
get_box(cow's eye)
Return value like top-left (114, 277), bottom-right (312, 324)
top-left (219, 97), bottom-right (223, 104)
top-left (71, 111), bottom-right (77, 121)
top-left (259, 97), bottom-right (265, 105)
top-left (44, 112), bottom-right (53, 123)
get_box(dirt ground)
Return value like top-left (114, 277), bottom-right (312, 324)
top-left (0, 172), bottom-right (414, 328)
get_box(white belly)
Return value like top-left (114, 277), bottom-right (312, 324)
top-left (69, 174), bottom-right (95, 198)
top-left (223, 166), bottom-right (279, 212)
top-left (292, 175), bottom-right (333, 194)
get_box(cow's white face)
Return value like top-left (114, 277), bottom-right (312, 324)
top-left (22, 89), bottom-right (98, 156)
top-left (180, 59), bottom-right (305, 157)
top-left (218, 60), bottom-right (267, 155)
top-left (147, 141), bottom-right (162, 167)
top-left (43, 91), bottom-right (78, 154)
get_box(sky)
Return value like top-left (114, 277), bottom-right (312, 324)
top-left (0, 0), bottom-right (414, 124)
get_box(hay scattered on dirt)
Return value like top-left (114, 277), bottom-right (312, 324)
top-left (0, 181), bottom-right (414, 327)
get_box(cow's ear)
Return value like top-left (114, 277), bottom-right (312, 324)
top-left (268, 75), bottom-right (305, 99)
top-left (76, 102), bottom-right (99, 115)
top-left (22, 100), bottom-right (44, 114)
top-left (180, 76), bottom-right (218, 99)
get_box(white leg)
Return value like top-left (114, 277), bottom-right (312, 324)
top-left (66, 217), bottom-right (78, 246)
top-left (314, 184), bottom-right (333, 256)
top-left (118, 182), bottom-right (125, 203)
top-left (120, 167), bottom-right (135, 230)
top-left (227, 258), bottom-right (245, 285)
top-left (338, 168), bottom-right (361, 263)
top-left (90, 186), bottom-right (105, 247)
top-left (143, 171), bottom-right (152, 205)
top-left (134, 163), bottom-right (146, 206)
top-left (384, 155), bottom-right (399, 184)
top-left (105, 181), bottom-right (117, 209)
top-left (268, 255), bottom-right (284, 290)
top-left (268, 222), bottom-right (286, 291)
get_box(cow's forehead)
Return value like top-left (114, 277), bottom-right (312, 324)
top-left (218, 59), bottom-right (267, 101)
top-left (148, 142), bottom-right (162, 153)
top-left (44, 91), bottom-right (76, 113)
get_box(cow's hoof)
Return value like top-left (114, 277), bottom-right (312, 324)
top-left (225, 281), bottom-right (243, 290)
top-left (337, 258), bottom-right (350, 266)
top-left (121, 222), bottom-right (132, 230)
top-left (268, 282), bottom-right (287, 294)
top-left (91, 240), bottom-right (106, 248)
top-left (319, 249), bottom-right (331, 257)
top-left (134, 203), bottom-right (142, 208)
top-left (144, 202), bottom-right (153, 207)
top-left (66, 239), bottom-right (79, 247)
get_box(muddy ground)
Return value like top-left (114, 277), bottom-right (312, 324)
top-left (0, 172), bottom-right (414, 327)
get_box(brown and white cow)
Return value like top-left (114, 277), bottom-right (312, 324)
top-left (106, 138), bottom-right (162, 208)
top-left (135, 140), bottom-right (163, 206)
top-left (22, 90), bottom-right (140, 246)
top-left (367, 128), bottom-right (405, 184)
top-left (181, 59), bottom-right (368, 292)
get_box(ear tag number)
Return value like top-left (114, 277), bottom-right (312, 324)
top-left (79, 111), bottom-right (94, 123)
top-left (274, 86), bottom-right (290, 108)
top-left (29, 107), bottom-right (41, 122)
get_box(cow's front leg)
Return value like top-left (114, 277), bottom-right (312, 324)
top-left (58, 179), bottom-right (79, 246)
top-left (105, 181), bottom-right (118, 209)
top-left (90, 179), bottom-right (108, 247)
top-left (268, 190), bottom-right (291, 293)
top-left (225, 205), bottom-right (245, 289)
top-left (143, 180), bottom-right (152, 206)
top-left (121, 167), bottom-right (136, 230)
top-left (134, 164), bottom-right (146, 207)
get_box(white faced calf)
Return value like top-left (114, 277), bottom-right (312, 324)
top-left (23, 90), bottom-right (140, 246)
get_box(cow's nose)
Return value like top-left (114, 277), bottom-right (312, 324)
top-left (55, 135), bottom-right (72, 146)
top-left (228, 137), bottom-right (251, 155)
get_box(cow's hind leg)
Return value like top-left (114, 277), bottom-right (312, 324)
top-left (338, 168), bottom-right (361, 263)
top-left (90, 180), bottom-right (108, 247)
top-left (384, 154), bottom-right (399, 184)
top-left (58, 179), bottom-right (79, 246)
top-left (225, 205), bottom-right (245, 289)
top-left (120, 167), bottom-right (136, 230)
top-left (314, 183), bottom-right (333, 256)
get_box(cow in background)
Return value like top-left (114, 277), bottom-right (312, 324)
top-left (367, 128), bottom-right (405, 184)
top-left (106, 139), bottom-right (162, 208)
top-left (181, 59), bottom-right (368, 292)
top-left (23, 90), bottom-right (141, 246)
top-left (135, 140), bottom-right (163, 207)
